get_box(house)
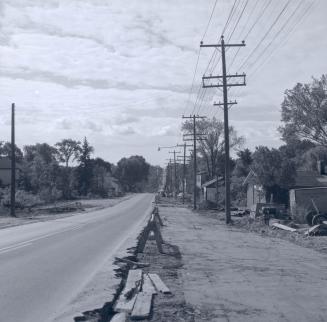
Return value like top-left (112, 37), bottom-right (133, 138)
top-left (201, 177), bottom-right (224, 204)
top-left (243, 162), bottom-right (327, 222)
top-left (0, 158), bottom-right (20, 187)
top-left (289, 162), bottom-right (327, 223)
top-left (243, 170), bottom-right (266, 210)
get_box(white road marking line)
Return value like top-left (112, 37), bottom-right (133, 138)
top-left (0, 224), bottom-right (85, 255)
top-left (0, 242), bottom-right (33, 254)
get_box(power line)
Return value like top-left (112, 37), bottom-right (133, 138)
top-left (222, 0), bottom-right (241, 36)
top-left (248, 0), bottom-right (315, 79)
top-left (227, 0), bottom-right (250, 42)
top-left (228, 0), bottom-right (273, 71)
top-left (201, 0), bottom-right (220, 42)
top-left (184, 47), bottom-right (202, 115)
top-left (247, 0), bottom-right (307, 73)
top-left (236, 0), bottom-right (261, 40)
top-left (237, 0), bottom-right (293, 72)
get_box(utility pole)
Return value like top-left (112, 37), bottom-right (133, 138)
top-left (177, 143), bottom-right (192, 204)
top-left (165, 159), bottom-right (174, 195)
top-left (182, 115), bottom-right (206, 210)
top-left (201, 36), bottom-right (246, 224)
top-left (11, 103), bottom-right (16, 217)
top-left (169, 150), bottom-right (181, 197)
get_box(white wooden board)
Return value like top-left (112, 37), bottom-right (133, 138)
top-left (148, 273), bottom-right (171, 294)
top-left (142, 274), bottom-right (157, 295)
top-left (114, 269), bottom-right (143, 313)
top-left (272, 223), bottom-right (297, 232)
top-left (110, 313), bottom-right (126, 322)
top-left (131, 292), bottom-right (153, 320)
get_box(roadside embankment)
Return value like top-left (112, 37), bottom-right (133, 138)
top-left (0, 194), bottom-right (134, 230)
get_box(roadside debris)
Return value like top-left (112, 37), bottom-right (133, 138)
top-left (115, 257), bottom-right (150, 269)
top-left (305, 223), bottom-right (327, 236)
top-left (271, 223), bottom-right (297, 232)
top-left (112, 269), bottom-right (171, 320)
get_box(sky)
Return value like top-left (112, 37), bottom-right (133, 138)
top-left (0, 0), bottom-right (326, 166)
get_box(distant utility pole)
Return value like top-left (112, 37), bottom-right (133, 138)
top-left (177, 143), bottom-right (192, 204)
top-left (165, 159), bottom-right (174, 194)
top-left (182, 115), bottom-right (206, 210)
top-left (169, 150), bottom-right (181, 197)
top-left (201, 36), bottom-right (246, 224)
top-left (11, 103), bottom-right (16, 217)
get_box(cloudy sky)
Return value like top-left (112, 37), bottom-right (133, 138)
top-left (0, 0), bottom-right (326, 165)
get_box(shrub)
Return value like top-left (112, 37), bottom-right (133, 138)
top-left (0, 188), bottom-right (43, 209)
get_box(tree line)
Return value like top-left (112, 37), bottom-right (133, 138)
top-left (0, 137), bottom-right (161, 206)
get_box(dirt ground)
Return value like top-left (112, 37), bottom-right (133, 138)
top-left (134, 240), bottom-right (197, 322)
top-left (209, 209), bottom-right (327, 255)
top-left (152, 201), bottom-right (327, 322)
top-left (0, 194), bottom-right (134, 230)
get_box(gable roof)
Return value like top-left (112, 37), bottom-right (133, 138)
top-left (242, 169), bottom-right (257, 186)
top-left (294, 170), bottom-right (327, 188)
top-left (202, 177), bottom-right (224, 188)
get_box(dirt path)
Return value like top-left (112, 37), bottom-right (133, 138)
top-left (158, 204), bottom-right (327, 322)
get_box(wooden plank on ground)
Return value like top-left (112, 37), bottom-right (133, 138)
top-left (130, 292), bottom-right (153, 320)
top-left (305, 224), bottom-right (321, 236)
top-left (110, 313), bottom-right (126, 322)
top-left (142, 274), bottom-right (157, 295)
top-left (148, 273), bottom-right (171, 294)
top-left (114, 269), bottom-right (143, 313)
top-left (272, 223), bottom-right (297, 232)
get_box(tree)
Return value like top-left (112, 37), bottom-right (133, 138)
top-left (76, 137), bottom-right (94, 196)
top-left (252, 146), bottom-right (296, 204)
top-left (89, 158), bottom-right (113, 197)
top-left (233, 148), bottom-right (253, 177)
top-left (279, 75), bottom-right (327, 146)
top-left (24, 143), bottom-right (57, 164)
top-left (55, 139), bottom-right (81, 167)
top-left (181, 117), bottom-right (244, 179)
top-left (0, 141), bottom-right (23, 162)
top-left (115, 156), bottom-right (150, 192)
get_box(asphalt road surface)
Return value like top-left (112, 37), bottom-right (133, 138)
top-left (0, 193), bottom-right (153, 322)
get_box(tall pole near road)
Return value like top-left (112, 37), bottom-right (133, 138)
top-left (169, 150), bottom-right (181, 197)
top-left (176, 143), bottom-right (192, 204)
top-left (11, 103), bottom-right (16, 217)
top-left (182, 115), bottom-right (206, 210)
top-left (201, 36), bottom-right (246, 224)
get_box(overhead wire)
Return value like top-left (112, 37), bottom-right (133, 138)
top-left (227, 0), bottom-right (250, 42)
top-left (248, 0), bottom-right (315, 79)
top-left (237, 0), bottom-right (293, 72)
top-left (231, 0), bottom-right (314, 103)
top-left (186, 0), bottom-right (220, 116)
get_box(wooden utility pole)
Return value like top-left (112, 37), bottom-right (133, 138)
top-left (169, 150), bottom-right (181, 197)
top-left (201, 36), bottom-right (246, 224)
top-left (11, 103), bottom-right (16, 217)
top-left (182, 115), bottom-right (206, 210)
top-left (177, 143), bottom-right (192, 204)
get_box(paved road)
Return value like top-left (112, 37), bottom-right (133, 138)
top-left (0, 193), bottom-right (153, 322)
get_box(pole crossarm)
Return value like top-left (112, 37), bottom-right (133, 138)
top-left (200, 39), bottom-right (245, 48)
top-left (182, 115), bottom-right (206, 120)
top-left (202, 73), bottom-right (246, 88)
top-left (214, 100), bottom-right (237, 106)
top-left (158, 145), bottom-right (178, 151)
